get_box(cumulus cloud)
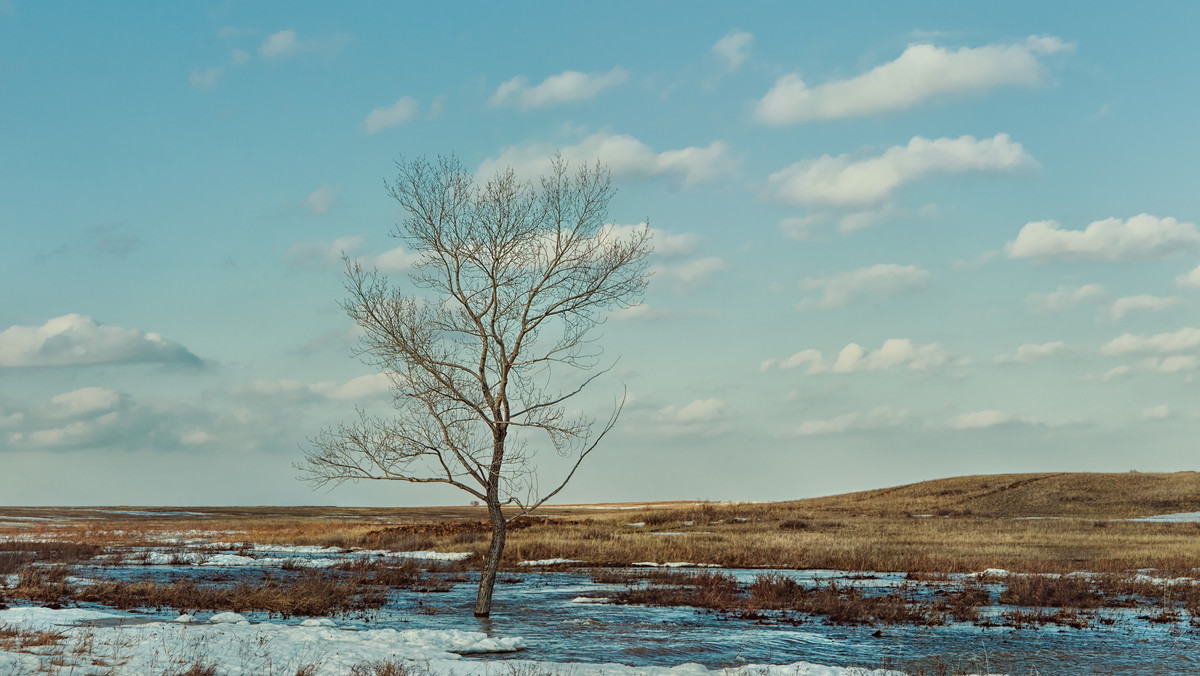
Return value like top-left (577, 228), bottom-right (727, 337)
top-left (5, 387), bottom-right (211, 451)
top-left (1027, 284), bottom-right (1107, 313)
top-left (1176, 264), bottom-right (1200, 288)
top-left (1007, 214), bottom-right (1200, 262)
top-left (601, 223), bottom-right (700, 259)
top-left (365, 97), bottom-right (419, 134)
top-left (655, 398), bottom-right (727, 423)
top-left (0, 315), bottom-right (202, 368)
top-left (491, 67), bottom-right (628, 109)
top-left (1102, 365), bottom-right (1132, 382)
top-left (477, 132), bottom-right (731, 187)
top-left (230, 373), bottom-right (393, 403)
top-left (994, 341), bottom-right (1066, 364)
top-left (767, 134), bottom-right (1035, 207)
top-left (1141, 355), bottom-right (1200, 373)
top-left (189, 67), bottom-right (222, 89)
top-left (306, 185), bottom-right (336, 215)
top-left (762, 338), bottom-right (953, 374)
top-left (652, 257), bottom-right (729, 293)
top-left (259, 29), bottom-right (300, 57)
top-left (712, 31), bottom-right (753, 71)
top-left (285, 235), bottom-right (363, 269)
top-left (371, 245), bottom-right (422, 272)
top-left (1100, 328), bottom-right (1200, 356)
top-left (286, 235), bottom-right (420, 273)
top-left (795, 406), bottom-right (908, 436)
top-left (754, 35), bottom-right (1070, 124)
top-left (797, 264), bottom-right (929, 309)
top-left (1110, 295), bottom-right (1181, 320)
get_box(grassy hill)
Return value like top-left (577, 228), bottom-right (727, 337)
top-left (786, 471), bottom-right (1200, 520)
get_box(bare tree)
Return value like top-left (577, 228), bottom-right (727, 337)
top-left (297, 155), bottom-right (651, 617)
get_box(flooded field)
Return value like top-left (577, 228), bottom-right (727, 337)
top-left (3, 539), bottom-right (1198, 675)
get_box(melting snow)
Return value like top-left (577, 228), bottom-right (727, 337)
top-left (1130, 511), bottom-right (1200, 523)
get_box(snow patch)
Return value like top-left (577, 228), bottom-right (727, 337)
top-left (1130, 511), bottom-right (1200, 523)
top-left (519, 558), bottom-right (582, 566)
top-left (209, 612), bottom-right (250, 624)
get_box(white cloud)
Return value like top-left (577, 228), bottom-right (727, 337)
top-left (230, 48), bottom-right (251, 65)
top-left (1141, 355), bottom-right (1199, 373)
top-left (712, 31), bottom-right (753, 71)
top-left (371, 245), bottom-right (422, 272)
top-left (286, 235), bottom-right (420, 273)
top-left (1027, 284), bottom-right (1107, 313)
top-left (0, 315), bottom-right (202, 368)
top-left (1100, 327), bottom-right (1200, 356)
top-left (764, 338), bottom-right (952, 374)
top-left (1007, 214), bottom-right (1200, 262)
top-left (798, 264), bottom-right (929, 309)
top-left (5, 388), bottom-right (206, 451)
top-left (1110, 295), bottom-right (1181, 320)
top-left (952, 410), bottom-right (1015, 429)
top-left (42, 387), bottom-right (122, 419)
top-left (230, 374), bottom-right (392, 403)
top-left (1176, 264), bottom-right (1200, 288)
top-left (754, 35), bottom-right (1070, 124)
top-left (994, 341), bottom-right (1066, 364)
top-left (767, 134), bottom-right (1035, 207)
top-left (652, 257), bottom-right (729, 292)
top-left (655, 398), bottom-right (726, 423)
top-left (795, 406), bottom-right (909, 436)
top-left (477, 132), bottom-right (731, 187)
top-left (259, 29), bottom-right (300, 57)
top-left (607, 304), bottom-right (670, 322)
top-left (836, 204), bottom-right (896, 233)
top-left (365, 97), bottom-right (419, 134)
top-left (600, 223), bottom-right (700, 259)
top-left (1142, 404), bottom-right (1171, 421)
top-left (1102, 365), bottom-right (1132, 382)
top-left (285, 235), bottom-right (363, 269)
top-left (189, 67), bottom-right (222, 89)
top-left (491, 67), bottom-right (628, 109)
top-left (305, 185), bottom-right (336, 215)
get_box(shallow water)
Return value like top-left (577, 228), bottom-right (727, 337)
top-left (70, 555), bottom-right (1200, 674)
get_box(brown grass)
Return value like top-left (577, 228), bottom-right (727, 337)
top-left (0, 623), bottom-right (68, 652)
top-left (6, 567), bottom-right (399, 618)
top-left (3, 472), bottom-right (1200, 576)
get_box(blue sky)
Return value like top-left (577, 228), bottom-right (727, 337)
top-left (3, 2), bottom-right (1199, 505)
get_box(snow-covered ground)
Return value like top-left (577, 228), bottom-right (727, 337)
top-left (0, 606), bottom-right (907, 676)
top-left (1129, 511), bottom-right (1200, 523)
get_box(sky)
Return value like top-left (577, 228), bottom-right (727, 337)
top-left (2, 2), bottom-right (1199, 506)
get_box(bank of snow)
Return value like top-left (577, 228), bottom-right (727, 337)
top-left (0, 606), bottom-right (908, 676)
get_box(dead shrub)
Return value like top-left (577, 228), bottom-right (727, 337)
top-left (348, 660), bottom-right (425, 676)
top-left (0, 552), bottom-right (33, 576)
top-left (0, 541), bottom-right (101, 564)
top-left (999, 574), bottom-right (1102, 608)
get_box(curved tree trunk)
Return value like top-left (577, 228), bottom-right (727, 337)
top-left (474, 498), bottom-right (507, 617)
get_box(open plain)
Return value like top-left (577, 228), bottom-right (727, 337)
top-left (3, 472), bottom-right (1199, 675)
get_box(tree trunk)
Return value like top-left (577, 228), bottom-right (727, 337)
top-left (474, 498), bottom-right (506, 617)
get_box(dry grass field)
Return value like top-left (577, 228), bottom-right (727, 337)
top-left (3, 471), bottom-right (1199, 575)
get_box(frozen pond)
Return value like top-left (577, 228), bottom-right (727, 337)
top-left (14, 546), bottom-right (1194, 675)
